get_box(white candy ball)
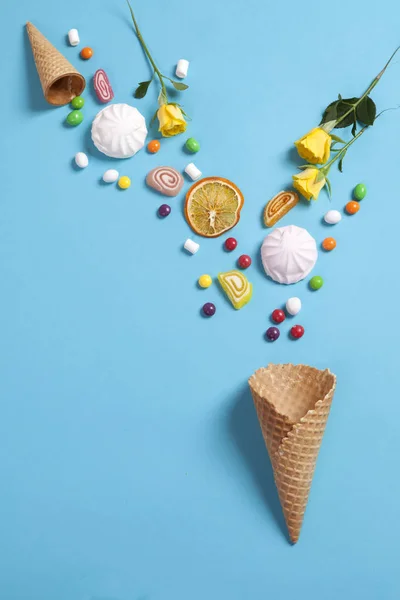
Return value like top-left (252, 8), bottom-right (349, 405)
top-left (286, 297), bottom-right (301, 316)
top-left (75, 152), bottom-right (88, 168)
top-left (103, 169), bottom-right (119, 183)
top-left (324, 209), bottom-right (342, 225)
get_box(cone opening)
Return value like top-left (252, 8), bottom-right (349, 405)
top-left (250, 365), bottom-right (335, 423)
top-left (47, 74), bottom-right (85, 105)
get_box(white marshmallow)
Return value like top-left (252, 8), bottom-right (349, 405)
top-left (68, 28), bottom-right (80, 47)
top-left (176, 59), bottom-right (189, 79)
top-left (324, 209), bottom-right (342, 225)
top-left (103, 169), bottom-right (119, 183)
top-left (286, 297), bottom-right (302, 316)
top-left (185, 163), bottom-right (202, 181)
top-left (75, 152), bottom-right (88, 168)
top-left (184, 239), bottom-right (200, 254)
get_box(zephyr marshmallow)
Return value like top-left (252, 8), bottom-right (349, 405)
top-left (68, 29), bottom-right (80, 47)
top-left (176, 59), bottom-right (189, 79)
top-left (185, 163), bottom-right (202, 181)
top-left (184, 239), bottom-right (200, 254)
top-left (91, 104), bottom-right (147, 159)
top-left (261, 225), bottom-right (317, 285)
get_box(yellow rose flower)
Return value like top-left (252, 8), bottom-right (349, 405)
top-left (294, 127), bottom-right (331, 164)
top-left (157, 104), bottom-right (187, 137)
top-left (292, 168), bottom-right (326, 201)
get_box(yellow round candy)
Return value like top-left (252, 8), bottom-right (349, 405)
top-left (118, 176), bottom-right (131, 189)
top-left (198, 274), bottom-right (212, 288)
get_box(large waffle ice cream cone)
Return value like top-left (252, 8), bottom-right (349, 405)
top-left (249, 364), bottom-right (336, 543)
top-left (26, 22), bottom-right (85, 105)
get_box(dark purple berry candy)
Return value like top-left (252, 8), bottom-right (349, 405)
top-left (158, 204), bottom-right (171, 217)
top-left (203, 302), bottom-right (216, 317)
top-left (266, 326), bottom-right (280, 341)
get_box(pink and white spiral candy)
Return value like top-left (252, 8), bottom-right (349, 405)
top-left (146, 167), bottom-right (184, 197)
top-left (93, 69), bottom-right (114, 104)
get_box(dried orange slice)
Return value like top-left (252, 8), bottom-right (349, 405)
top-left (185, 177), bottom-right (244, 238)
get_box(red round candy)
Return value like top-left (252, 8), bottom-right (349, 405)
top-left (225, 237), bottom-right (237, 251)
top-left (291, 324), bottom-right (304, 339)
top-left (238, 254), bottom-right (251, 269)
top-left (272, 309), bottom-right (285, 324)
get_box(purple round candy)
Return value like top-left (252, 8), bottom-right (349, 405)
top-left (158, 204), bottom-right (171, 217)
top-left (203, 302), bottom-right (216, 317)
top-left (266, 326), bottom-right (280, 341)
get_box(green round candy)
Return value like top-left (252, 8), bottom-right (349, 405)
top-left (71, 95), bottom-right (85, 109)
top-left (185, 137), bottom-right (200, 153)
top-left (309, 276), bottom-right (324, 290)
top-left (353, 183), bottom-right (367, 200)
top-left (66, 110), bottom-right (83, 126)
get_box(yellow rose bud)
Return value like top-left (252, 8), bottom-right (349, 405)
top-left (157, 103), bottom-right (187, 138)
top-left (294, 127), bottom-right (331, 164)
top-left (292, 168), bottom-right (326, 201)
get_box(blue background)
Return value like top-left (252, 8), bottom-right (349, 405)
top-left (1, 0), bottom-right (399, 598)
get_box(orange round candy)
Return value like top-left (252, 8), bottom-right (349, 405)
top-left (80, 47), bottom-right (93, 60)
top-left (322, 237), bottom-right (336, 251)
top-left (346, 201), bottom-right (360, 215)
top-left (147, 140), bottom-right (160, 153)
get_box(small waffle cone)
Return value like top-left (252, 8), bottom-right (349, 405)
top-left (249, 364), bottom-right (336, 543)
top-left (26, 22), bottom-right (85, 105)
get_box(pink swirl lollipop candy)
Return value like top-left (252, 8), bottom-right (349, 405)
top-left (146, 167), bottom-right (184, 197)
top-left (93, 69), bottom-right (114, 104)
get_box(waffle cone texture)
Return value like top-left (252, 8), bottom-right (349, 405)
top-left (249, 364), bottom-right (336, 543)
top-left (26, 22), bottom-right (85, 105)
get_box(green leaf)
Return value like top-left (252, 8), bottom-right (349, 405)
top-left (321, 97), bottom-right (359, 128)
top-left (162, 76), bottom-right (189, 91)
top-left (330, 133), bottom-right (346, 143)
top-left (134, 80), bottom-right (152, 99)
top-left (351, 121), bottom-right (357, 137)
top-left (158, 89), bottom-right (168, 106)
top-left (338, 149), bottom-right (347, 172)
top-left (170, 81), bottom-right (189, 91)
top-left (315, 170), bottom-right (326, 183)
top-left (150, 109), bottom-right (159, 126)
top-left (338, 94), bottom-right (342, 101)
top-left (297, 164), bottom-right (314, 170)
top-left (335, 98), bottom-right (359, 128)
top-left (325, 177), bottom-right (332, 197)
top-left (356, 96), bottom-right (376, 126)
top-left (320, 100), bottom-right (339, 125)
